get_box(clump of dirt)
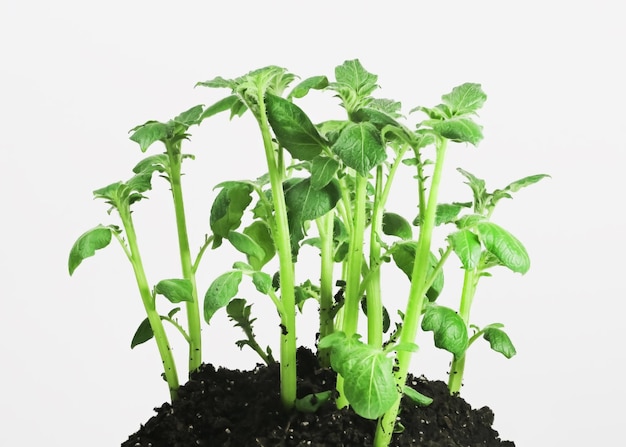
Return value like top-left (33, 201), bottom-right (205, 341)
top-left (122, 348), bottom-right (514, 446)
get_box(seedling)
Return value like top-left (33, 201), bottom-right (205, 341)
top-left (68, 105), bottom-right (210, 400)
top-left (196, 60), bottom-right (547, 446)
top-left (423, 168), bottom-right (549, 394)
top-left (70, 59), bottom-right (548, 446)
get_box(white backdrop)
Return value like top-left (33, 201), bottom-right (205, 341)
top-left (1, 1), bottom-right (624, 445)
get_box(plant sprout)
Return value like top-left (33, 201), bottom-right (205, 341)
top-left (70, 59), bottom-right (548, 446)
top-left (68, 105), bottom-right (211, 400)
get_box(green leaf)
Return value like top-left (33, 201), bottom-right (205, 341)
top-left (382, 212), bottom-right (412, 240)
top-left (390, 243), bottom-right (443, 300)
top-left (504, 174), bottom-right (551, 193)
top-left (252, 271), bottom-right (272, 294)
top-left (68, 225), bottom-right (113, 275)
top-left (295, 390), bottom-right (332, 413)
top-left (319, 332), bottom-right (396, 419)
top-left (310, 156), bottom-right (340, 190)
top-left (129, 121), bottom-right (170, 152)
top-left (132, 154), bottom-right (169, 179)
top-left (391, 342), bottom-right (419, 353)
top-left (448, 229), bottom-right (482, 269)
top-left (92, 181), bottom-right (126, 209)
top-left (457, 168), bottom-right (487, 213)
top-left (284, 177), bottom-right (340, 257)
top-left (288, 75), bottom-right (329, 99)
top-left (335, 59), bottom-right (378, 91)
top-left (344, 350), bottom-right (397, 419)
top-left (489, 173), bottom-right (551, 211)
top-left (437, 203), bottom-right (471, 225)
top-left (430, 117), bottom-right (483, 145)
top-left (173, 104), bottom-right (204, 127)
top-left (130, 317), bottom-right (153, 349)
top-left (155, 279), bottom-right (194, 303)
top-left (167, 307), bottom-right (181, 318)
top-left (333, 59), bottom-right (378, 100)
top-left (204, 271), bottom-right (243, 323)
top-left (456, 214), bottom-right (486, 229)
top-left (232, 261), bottom-right (253, 272)
top-left (198, 66), bottom-right (295, 120)
top-left (414, 203), bottom-right (471, 227)
top-left (210, 182), bottom-right (254, 247)
top-left (294, 281), bottom-right (318, 309)
top-left (483, 327), bottom-right (517, 359)
top-left (369, 98), bottom-right (403, 117)
top-left (403, 386), bottom-right (433, 407)
top-left (199, 95), bottom-right (243, 121)
top-left (352, 108), bottom-right (410, 141)
top-left (242, 221), bottom-right (275, 270)
top-left (476, 222), bottom-right (530, 274)
top-left (126, 171), bottom-right (154, 195)
top-left (195, 76), bottom-right (237, 90)
top-left (285, 178), bottom-right (340, 222)
top-left (441, 83), bottom-right (487, 116)
top-left (421, 305), bottom-right (468, 357)
top-left (226, 298), bottom-right (250, 323)
top-left (332, 122), bottom-right (386, 176)
top-left (227, 231), bottom-right (266, 263)
top-left (265, 93), bottom-right (327, 161)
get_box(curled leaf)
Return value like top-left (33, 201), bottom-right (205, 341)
top-left (483, 327), bottom-right (517, 359)
top-left (130, 317), bottom-right (153, 349)
top-left (204, 271), bottom-right (243, 323)
top-left (68, 225), bottom-right (113, 275)
top-left (421, 305), bottom-right (468, 357)
top-left (476, 222), bottom-right (530, 274)
top-left (155, 279), bottom-right (194, 303)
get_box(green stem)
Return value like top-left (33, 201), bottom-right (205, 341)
top-left (365, 146), bottom-right (410, 347)
top-left (256, 92), bottom-right (297, 410)
top-left (120, 207), bottom-right (180, 401)
top-left (316, 213), bottom-right (335, 367)
top-left (336, 174), bottom-right (368, 409)
top-left (166, 143), bottom-right (202, 374)
top-left (414, 147), bottom-right (427, 224)
top-left (448, 267), bottom-right (478, 394)
top-left (192, 234), bottom-right (214, 274)
top-left (341, 174), bottom-right (368, 338)
top-left (374, 138), bottom-right (448, 447)
top-left (367, 166), bottom-right (384, 347)
top-left (162, 315), bottom-right (192, 345)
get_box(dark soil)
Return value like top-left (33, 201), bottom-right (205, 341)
top-left (122, 348), bottom-right (514, 447)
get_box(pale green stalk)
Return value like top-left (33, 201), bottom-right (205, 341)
top-left (118, 206), bottom-right (180, 401)
top-left (255, 90), bottom-right (297, 410)
top-left (316, 213), bottom-right (335, 367)
top-left (367, 166), bottom-right (384, 347)
top-left (448, 267), bottom-right (479, 393)
top-left (165, 141), bottom-right (202, 374)
top-left (336, 174), bottom-right (368, 409)
top-left (374, 138), bottom-right (448, 446)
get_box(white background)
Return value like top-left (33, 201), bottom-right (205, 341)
top-left (1, 1), bottom-right (624, 445)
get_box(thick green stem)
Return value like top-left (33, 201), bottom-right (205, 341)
top-left (166, 143), bottom-right (202, 374)
top-left (120, 207), bottom-right (179, 401)
top-left (256, 94), bottom-right (297, 410)
top-left (367, 166), bottom-right (384, 347)
top-left (448, 267), bottom-right (478, 393)
top-left (335, 174), bottom-right (368, 409)
top-left (316, 213), bottom-right (335, 367)
top-left (374, 138), bottom-right (448, 446)
top-left (364, 146), bottom-right (410, 347)
top-left (341, 174), bottom-right (368, 338)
